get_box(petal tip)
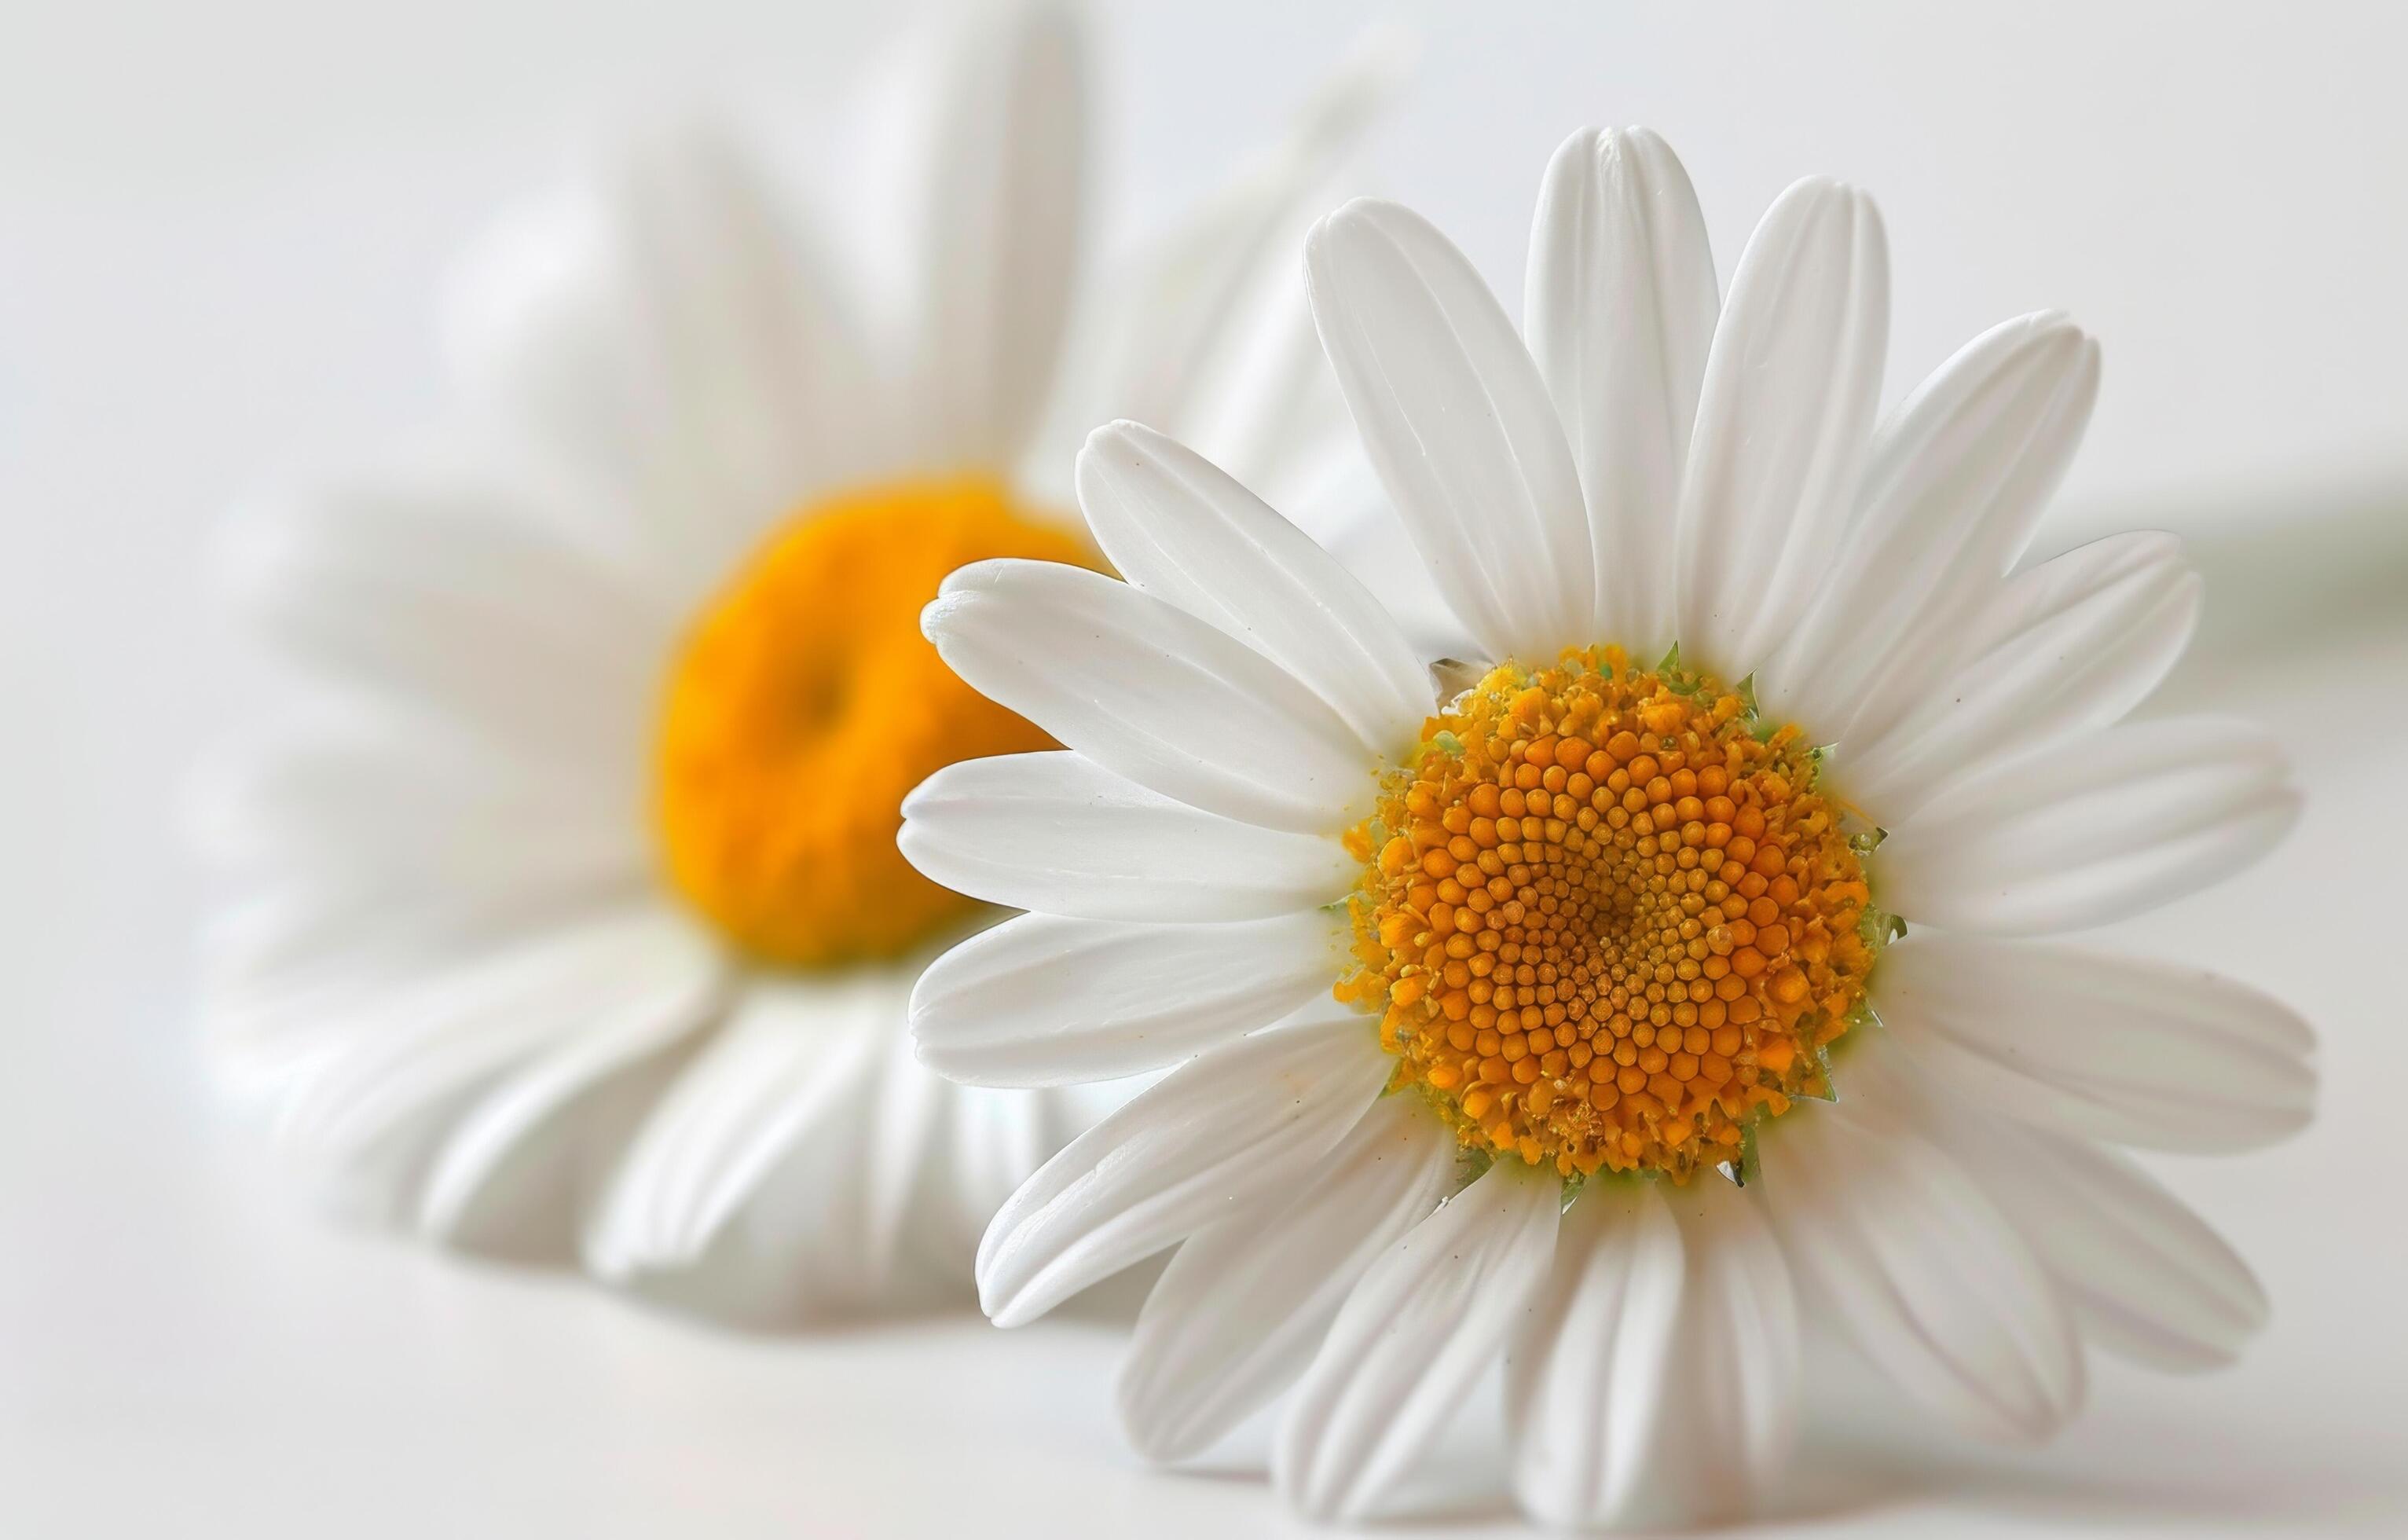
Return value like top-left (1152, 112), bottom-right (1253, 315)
top-left (1115, 1368), bottom-right (1204, 1467)
top-left (1548, 123), bottom-right (1608, 164)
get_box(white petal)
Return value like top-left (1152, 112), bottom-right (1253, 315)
top-left (856, 1010), bottom-right (960, 1289)
top-left (642, 1089), bottom-right (883, 1319)
top-left (1274, 1163), bottom-right (1562, 1524)
top-left (1845, 532), bottom-right (2197, 818)
top-left (221, 471), bottom-right (666, 766)
top-left (1076, 421), bottom-right (1431, 756)
top-left (911, 909), bottom-right (1346, 1087)
top-left (1131, 256), bottom-right (1358, 522)
top-left (1508, 1178), bottom-right (1796, 1531)
top-left (853, 988), bottom-right (1116, 1296)
top-left (899, 751), bottom-right (1353, 922)
top-left (926, 1079), bottom-right (1104, 1268)
top-left (414, 962), bottom-right (723, 1242)
top-left (200, 879), bottom-right (632, 1052)
top-left (201, 873), bottom-right (658, 1041)
top-left (1524, 126), bottom-right (1717, 658)
top-left (922, 560), bottom-right (1376, 833)
top-left (607, 1003), bottom-right (1099, 1323)
top-left (585, 977), bottom-right (888, 1278)
top-left (976, 1012), bottom-right (1391, 1328)
top-left (1511, 1185), bottom-right (1686, 1528)
top-left (197, 714), bottom-right (647, 909)
top-left (255, 908), bottom-right (720, 1171)
top-left (1879, 717), bottom-right (2298, 936)
top-left (912, 0), bottom-right (1085, 466)
top-left (1763, 1105), bottom-right (2083, 1444)
top-left (1768, 312), bottom-right (2098, 737)
top-left (444, 126), bottom-right (885, 589)
top-left (1306, 197), bottom-right (1593, 664)
top-left (598, 128), bottom-right (884, 541)
top-left (1875, 934), bottom-right (2314, 1153)
top-left (1957, 1116), bottom-right (2269, 1372)
top-left (1035, 28), bottom-right (1409, 497)
top-left (1656, 1182), bottom-right (1801, 1502)
top-left (1676, 178), bottom-right (1888, 679)
top-left (1119, 1094), bottom-right (1456, 1462)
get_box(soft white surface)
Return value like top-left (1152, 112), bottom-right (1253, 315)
top-left (5, 2), bottom-right (2407, 1534)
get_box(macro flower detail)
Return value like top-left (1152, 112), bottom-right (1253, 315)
top-left (198, 2), bottom-right (1395, 1317)
top-left (903, 125), bottom-right (2315, 1528)
top-left (1343, 650), bottom-right (1877, 1179)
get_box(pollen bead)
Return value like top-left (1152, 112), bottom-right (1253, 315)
top-left (1341, 648), bottom-right (1877, 1179)
top-left (655, 477), bottom-right (1094, 966)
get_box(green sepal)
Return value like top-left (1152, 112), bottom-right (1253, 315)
top-left (1716, 1122), bottom-right (1764, 1189)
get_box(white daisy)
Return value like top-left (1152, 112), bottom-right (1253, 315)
top-left (198, 2), bottom-right (1398, 1319)
top-left (903, 126), bottom-right (2316, 1526)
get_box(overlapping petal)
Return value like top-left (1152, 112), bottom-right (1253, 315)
top-left (1525, 126), bottom-right (1717, 656)
top-left (1876, 935), bottom-right (2314, 1152)
top-left (222, 472), bottom-right (667, 766)
top-left (898, 751), bottom-right (1354, 921)
top-left (1765, 1104), bottom-right (2084, 1445)
top-left (1032, 28), bottom-right (1409, 507)
top-left (1676, 176), bottom-right (1888, 679)
top-left (1844, 531), bottom-right (2198, 816)
top-left (910, 908), bottom-right (1346, 1087)
top-left (1307, 197), bottom-right (1593, 665)
top-left (1770, 311), bottom-right (2098, 737)
top-left (910, 0), bottom-right (1086, 468)
top-left (1880, 717), bottom-right (2297, 935)
top-left (1118, 1094), bottom-right (1455, 1462)
top-left (1274, 1164), bottom-right (1563, 1522)
top-left (976, 1013), bottom-right (1391, 1328)
top-left (1507, 1177), bottom-right (1797, 1531)
top-left (196, 715), bottom-right (647, 909)
top-left (1963, 1116), bottom-right (2271, 1372)
top-left (584, 977), bottom-right (889, 1278)
top-left (923, 559), bottom-right (1378, 832)
top-left (250, 907), bottom-right (724, 1190)
top-left (445, 125), bottom-right (888, 594)
top-left (1076, 420), bottom-right (1431, 754)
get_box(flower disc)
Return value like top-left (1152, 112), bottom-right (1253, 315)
top-left (1342, 648), bottom-right (1880, 1178)
top-left (656, 477), bottom-right (1094, 966)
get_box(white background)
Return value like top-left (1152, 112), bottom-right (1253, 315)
top-left (5, 2), bottom-right (2406, 1534)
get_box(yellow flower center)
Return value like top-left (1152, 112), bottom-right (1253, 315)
top-left (655, 476), bottom-right (1094, 966)
top-left (1340, 647), bottom-right (1878, 1180)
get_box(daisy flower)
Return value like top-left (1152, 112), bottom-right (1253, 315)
top-left (903, 126), bottom-right (2316, 1526)
top-left (199, 2), bottom-right (1398, 1318)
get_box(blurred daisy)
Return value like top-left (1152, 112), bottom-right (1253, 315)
top-left (200, 2), bottom-right (1398, 1318)
top-left (903, 126), bottom-right (2316, 1526)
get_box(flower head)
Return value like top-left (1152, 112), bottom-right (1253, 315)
top-left (199, 2), bottom-right (1397, 1318)
top-left (904, 126), bottom-right (2315, 1526)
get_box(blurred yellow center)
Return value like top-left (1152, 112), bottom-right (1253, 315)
top-left (654, 477), bottom-right (1092, 967)
top-left (1339, 647), bottom-right (1877, 1180)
